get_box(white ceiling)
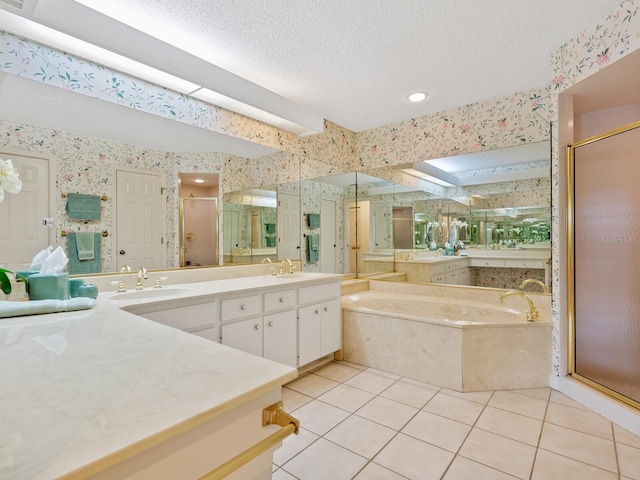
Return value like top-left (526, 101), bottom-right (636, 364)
top-left (0, 0), bottom-right (625, 165)
top-left (69, 0), bottom-right (621, 132)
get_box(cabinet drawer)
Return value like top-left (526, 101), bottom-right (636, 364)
top-left (264, 289), bottom-right (297, 312)
top-left (298, 281), bottom-right (340, 304)
top-left (469, 259), bottom-right (505, 268)
top-left (221, 294), bottom-right (262, 321)
top-left (504, 260), bottom-right (546, 269)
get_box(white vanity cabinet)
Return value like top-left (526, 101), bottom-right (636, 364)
top-left (220, 289), bottom-right (299, 368)
top-left (297, 282), bottom-right (342, 366)
top-left (220, 278), bottom-right (342, 369)
top-left (124, 297), bottom-right (220, 341)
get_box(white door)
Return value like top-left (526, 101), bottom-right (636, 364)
top-left (348, 200), bottom-right (370, 274)
top-left (221, 318), bottom-right (263, 357)
top-left (0, 154), bottom-right (51, 272)
top-left (223, 209), bottom-right (239, 256)
top-left (320, 198), bottom-right (337, 273)
top-left (116, 170), bottom-right (163, 271)
top-left (277, 192), bottom-right (300, 260)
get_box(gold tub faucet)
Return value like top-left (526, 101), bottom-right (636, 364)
top-left (500, 290), bottom-right (539, 322)
top-left (519, 278), bottom-right (548, 293)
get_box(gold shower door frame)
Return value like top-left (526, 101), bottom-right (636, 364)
top-left (567, 120), bottom-right (640, 410)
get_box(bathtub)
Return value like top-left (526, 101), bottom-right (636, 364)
top-left (341, 281), bottom-right (551, 392)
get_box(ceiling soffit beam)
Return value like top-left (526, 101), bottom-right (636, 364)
top-left (410, 161), bottom-right (460, 187)
top-left (18, 0), bottom-right (325, 135)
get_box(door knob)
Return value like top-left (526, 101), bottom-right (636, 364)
top-left (119, 250), bottom-right (125, 255)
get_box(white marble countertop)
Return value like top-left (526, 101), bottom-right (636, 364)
top-left (0, 272), bottom-right (340, 479)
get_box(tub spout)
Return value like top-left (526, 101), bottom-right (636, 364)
top-left (519, 278), bottom-right (548, 293)
top-left (500, 290), bottom-right (539, 322)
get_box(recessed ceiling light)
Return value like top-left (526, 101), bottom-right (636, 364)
top-left (194, 178), bottom-right (205, 184)
top-left (407, 92), bottom-right (428, 103)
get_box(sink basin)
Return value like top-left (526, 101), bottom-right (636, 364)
top-left (113, 288), bottom-right (191, 301)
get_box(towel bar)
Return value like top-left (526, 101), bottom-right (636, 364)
top-left (61, 192), bottom-right (108, 201)
top-left (61, 230), bottom-right (108, 237)
top-left (199, 401), bottom-right (299, 480)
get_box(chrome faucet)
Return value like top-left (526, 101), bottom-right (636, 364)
top-left (519, 278), bottom-right (548, 293)
top-left (500, 290), bottom-right (539, 322)
top-left (136, 267), bottom-right (148, 290)
top-left (280, 258), bottom-right (295, 275)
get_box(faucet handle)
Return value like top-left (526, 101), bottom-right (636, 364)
top-left (289, 264), bottom-right (296, 274)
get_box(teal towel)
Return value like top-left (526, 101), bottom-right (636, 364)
top-left (265, 236), bottom-right (276, 247)
top-left (67, 233), bottom-right (102, 275)
top-left (66, 193), bottom-right (102, 220)
top-left (0, 297), bottom-right (95, 318)
top-left (307, 234), bottom-right (319, 263)
top-left (307, 213), bottom-right (320, 229)
top-left (75, 231), bottom-right (95, 260)
top-left (265, 223), bottom-right (276, 234)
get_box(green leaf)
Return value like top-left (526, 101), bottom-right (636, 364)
top-left (0, 269), bottom-right (13, 295)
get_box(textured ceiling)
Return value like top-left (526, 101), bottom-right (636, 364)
top-left (77, 0), bottom-right (622, 132)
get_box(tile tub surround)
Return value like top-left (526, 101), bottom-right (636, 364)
top-left (342, 281), bottom-right (551, 392)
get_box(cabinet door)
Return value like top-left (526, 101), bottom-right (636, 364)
top-left (263, 310), bottom-right (298, 367)
top-left (298, 304), bottom-right (322, 366)
top-left (320, 299), bottom-right (342, 356)
top-left (221, 318), bottom-right (263, 357)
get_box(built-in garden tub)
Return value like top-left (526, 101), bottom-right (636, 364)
top-left (341, 280), bottom-right (551, 392)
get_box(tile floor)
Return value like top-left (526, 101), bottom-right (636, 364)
top-left (272, 361), bottom-right (640, 480)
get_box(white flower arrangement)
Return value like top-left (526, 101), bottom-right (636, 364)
top-left (0, 158), bottom-right (22, 202)
top-left (450, 220), bottom-right (468, 229)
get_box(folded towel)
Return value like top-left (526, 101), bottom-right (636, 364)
top-left (307, 213), bottom-right (320, 229)
top-left (307, 234), bottom-right (320, 263)
top-left (75, 231), bottom-right (95, 260)
top-left (265, 236), bottom-right (276, 247)
top-left (67, 233), bottom-right (102, 275)
top-left (0, 297), bottom-right (95, 318)
top-left (265, 223), bottom-right (276, 234)
top-left (66, 193), bottom-right (102, 220)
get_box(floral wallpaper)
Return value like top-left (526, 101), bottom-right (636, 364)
top-left (548, 0), bottom-right (640, 378)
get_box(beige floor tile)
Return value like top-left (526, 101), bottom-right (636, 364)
top-left (532, 449), bottom-right (618, 480)
top-left (292, 399), bottom-right (350, 436)
top-left (538, 422), bottom-right (617, 473)
top-left (365, 367), bottom-right (401, 379)
top-left (380, 380), bottom-right (438, 408)
top-left (615, 423), bottom-right (640, 449)
top-left (617, 443), bottom-right (640, 480)
top-left (282, 387), bottom-right (313, 412)
top-left (325, 415), bottom-right (397, 459)
top-left (353, 462), bottom-right (407, 479)
top-left (399, 377), bottom-right (441, 391)
top-left (285, 373), bottom-right (339, 397)
top-left (374, 433), bottom-right (454, 480)
top-left (344, 371), bottom-right (398, 394)
top-left (272, 468), bottom-right (298, 480)
top-left (509, 387), bottom-right (551, 401)
top-left (476, 406), bottom-right (543, 446)
top-left (312, 362), bottom-right (362, 382)
top-left (488, 390), bottom-right (548, 420)
top-left (336, 360), bottom-right (367, 370)
top-left (444, 456), bottom-right (520, 480)
top-left (272, 427), bottom-right (319, 466)
top-left (423, 392), bottom-right (485, 425)
top-left (440, 388), bottom-right (493, 405)
top-left (459, 428), bottom-right (536, 479)
top-left (281, 438), bottom-right (368, 480)
top-left (549, 390), bottom-right (589, 410)
top-left (402, 411), bottom-right (471, 453)
top-left (545, 401), bottom-right (613, 439)
top-left (317, 384), bottom-right (375, 412)
top-left (356, 395), bottom-right (419, 430)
